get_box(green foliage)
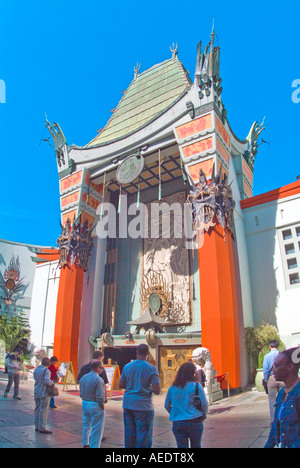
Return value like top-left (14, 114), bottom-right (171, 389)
top-left (0, 339), bottom-right (5, 364)
top-left (0, 311), bottom-right (31, 356)
top-left (244, 322), bottom-right (284, 371)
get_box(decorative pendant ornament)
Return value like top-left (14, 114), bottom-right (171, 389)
top-left (118, 186), bottom-right (122, 213)
top-left (180, 156), bottom-right (187, 184)
top-left (158, 149), bottom-right (162, 201)
top-left (99, 172), bottom-right (106, 220)
top-left (137, 183), bottom-right (140, 208)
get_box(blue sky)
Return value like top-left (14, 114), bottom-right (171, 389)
top-left (0, 0), bottom-right (299, 246)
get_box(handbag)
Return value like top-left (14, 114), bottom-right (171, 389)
top-left (46, 385), bottom-right (59, 397)
top-left (43, 368), bottom-right (59, 397)
top-left (262, 379), bottom-right (269, 395)
top-left (193, 383), bottom-right (202, 411)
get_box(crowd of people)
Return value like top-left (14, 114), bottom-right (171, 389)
top-left (2, 343), bottom-right (300, 448)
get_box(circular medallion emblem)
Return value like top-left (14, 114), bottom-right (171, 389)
top-left (116, 154), bottom-right (144, 185)
top-left (5, 279), bottom-right (15, 290)
top-left (149, 292), bottom-right (162, 314)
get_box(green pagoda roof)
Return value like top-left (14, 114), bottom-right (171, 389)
top-left (87, 56), bottom-right (192, 146)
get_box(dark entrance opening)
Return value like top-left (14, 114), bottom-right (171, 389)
top-left (104, 347), bottom-right (137, 372)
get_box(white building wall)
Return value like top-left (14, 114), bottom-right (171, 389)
top-left (243, 192), bottom-right (300, 347)
top-left (30, 261), bottom-right (60, 353)
top-left (42, 262), bottom-right (60, 349)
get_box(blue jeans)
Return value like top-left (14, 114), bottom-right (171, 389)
top-left (123, 409), bottom-right (154, 448)
top-left (172, 419), bottom-right (204, 448)
top-left (5, 373), bottom-right (20, 397)
top-left (82, 401), bottom-right (105, 448)
top-left (50, 397), bottom-right (56, 408)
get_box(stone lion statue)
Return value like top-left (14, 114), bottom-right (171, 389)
top-left (32, 347), bottom-right (47, 368)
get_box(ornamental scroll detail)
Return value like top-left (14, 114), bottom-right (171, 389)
top-left (140, 271), bottom-right (171, 318)
top-left (57, 217), bottom-right (94, 271)
top-left (187, 168), bottom-right (235, 238)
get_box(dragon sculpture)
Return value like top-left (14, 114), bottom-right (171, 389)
top-left (57, 216), bottom-right (94, 271)
top-left (187, 167), bottom-right (235, 240)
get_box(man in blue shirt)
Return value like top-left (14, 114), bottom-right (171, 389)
top-left (80, 360), bottom-right (106, 448)
top-left (263, 340), bottom-right (284, 422)
top-left (119, 344), bottom-right (161, 448)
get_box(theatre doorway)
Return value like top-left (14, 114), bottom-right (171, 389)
top-left (104, 346), bottom-right (137, 372)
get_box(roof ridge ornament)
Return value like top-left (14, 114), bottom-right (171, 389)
top-left (45, 114), bottom-right (75, 177)
top-left (134, 62), bottom-right (141, 80)
top-left (195, 25), bottom-right (222, 103)
top-left (170, 42), bottom-right (178, 61)
top-left (244, 118), bottom-right (265, 168)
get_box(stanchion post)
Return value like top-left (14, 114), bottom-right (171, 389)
top-left (227, 372), bottom-right (230, 398)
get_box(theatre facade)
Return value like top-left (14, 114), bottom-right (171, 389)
top-left (10, 32), bottom-right (300, 391)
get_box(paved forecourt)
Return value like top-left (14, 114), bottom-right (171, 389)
top-left (0, 369), bottom-right (271, 449)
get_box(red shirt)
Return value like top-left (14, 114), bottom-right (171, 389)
top-left (48, 365), bottom-right (57, 381)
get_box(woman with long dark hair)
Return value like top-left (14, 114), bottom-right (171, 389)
top-left (164, 362), bottom-right (208, 448)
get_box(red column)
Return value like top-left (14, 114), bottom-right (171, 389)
top-left (53, 263), bottom-right (84, 375)
top-left (198, 223), bottom-right (242, 389)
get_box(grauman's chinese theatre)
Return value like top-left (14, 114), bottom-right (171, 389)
top-left (45, 32), bottom-right (265, 391)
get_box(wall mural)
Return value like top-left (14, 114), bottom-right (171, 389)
top-left (0, 255), bottom-right (25, 304)
top-left (143, 191), bottom-right (191, 325)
